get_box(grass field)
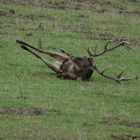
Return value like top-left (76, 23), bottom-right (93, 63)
top-left (0, 0), bottom-right (140, 139)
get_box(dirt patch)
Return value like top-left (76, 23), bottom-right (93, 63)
top-left (102, 117), bottom-right (140, 129)
top-left (111, 134), bottom-right (140, 140)
top-left (0, 9), bottom-right (21, 17)
top-left (0, 9), bottom-right (55, 20)
top-left (0, 0), bottom-right (48, 8)
top-left (119, 9), bottom-right (140, 16)
top-left (1, 0), bottom-right (140, 16)
top-left (46, 0), bottom-right (109, 12)
top-left (0, 0), bottom-right (111, 10)
top-left (0, 107), bottom-right (61, 116)
top-left (129, 0), bottom-right (140, 3)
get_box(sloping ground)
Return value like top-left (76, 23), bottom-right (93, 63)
top-left (1, 0), bottom-right (140, 14)
top-left (0, 0), bottom-right (140, 140)
top-left (0, 0), bottom-right (140, 45)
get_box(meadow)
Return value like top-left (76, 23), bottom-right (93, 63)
top-left (0, 0), bottom-right (140, 139)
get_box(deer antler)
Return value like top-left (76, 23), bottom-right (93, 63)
top-left (87, 48), bottom-right (96, 57)
top-left (94, 65), bottom-right (138, 84)
top-left (88, 40), bottom-right (133, 57)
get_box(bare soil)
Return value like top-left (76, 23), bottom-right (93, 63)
top-left (102, 117), bottom-right (140, 129)
top-left (111, 134), bottom-right (140, 140)
top-left (0, 9), bottom-right (55, 20)
top-left (0, 0), bottom-right (140, 16)
top-left (129, 0), bottom-right (140, 3)
top-left (0, 107), bottom-right (61, 116)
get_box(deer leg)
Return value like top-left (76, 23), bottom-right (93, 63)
top-left (45, 50), bottom-right (69, 62)
top-left (16, 40), bottom-right (69, 62)
top-left (20, 45), bottom-right (62, 74)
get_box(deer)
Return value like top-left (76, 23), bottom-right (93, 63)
top-left (16, 40), bottom-right (137, 83)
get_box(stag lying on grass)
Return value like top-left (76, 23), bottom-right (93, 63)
top-left (16, 40), bottom-right (137, 83)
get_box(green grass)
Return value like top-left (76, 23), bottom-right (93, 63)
top-left (0, 1), bottom-right (140, 140)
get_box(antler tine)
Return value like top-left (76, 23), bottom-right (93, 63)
top-left (104, 40), bottom-right (114, 51)
top-left (113, 69), bottom-right (138, 83)
top-left (87, 48), bottom-right (96, 57)
top-left (120, 41), bottom-right (134, 52)
top-left (94, 40), bottom-right (133, 57)
top-left (94, 65), bottom-right (138, 84)
top-left (101, 65), bottom-right (112, 74)
top-left (113, 70), bottom-right (125, 84)
top-left (117, 70), bottom-right (124, 78)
